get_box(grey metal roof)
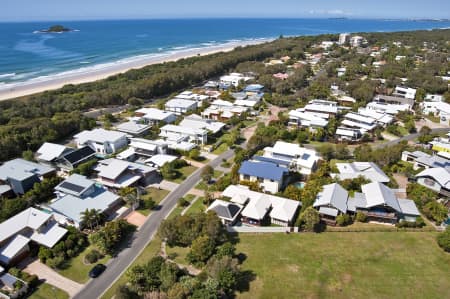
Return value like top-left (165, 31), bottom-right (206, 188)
top-left (55, 174), bottom-right (94, 197)
top-left (0, 159), bottom-right (54, 181)
top-left (397, 198), bottom-right (420, 216)
top-left (319, 207), bottom-right (339, 217)
top-left (361, 182), bottom-right (401, 212)
top-left (314, 183), bottom-right (348, 213)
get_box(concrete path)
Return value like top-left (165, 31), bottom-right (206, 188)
top-left (22, 259), bottom-right (84, 297)
top-left (182, 157), bottom-right (205, 168)
top-left (150, 180), bottom-right (179, 191)
top-left (202, 152), bottom-right (218, 161)
top-left (188, 188), bottom-right (205, 197)
top-left (216, 165), bottom-right (231, 173)
top-left (181, 195), bottom-right (200, 216)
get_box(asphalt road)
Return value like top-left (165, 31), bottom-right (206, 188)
top-left (73, 148), bottom-right (235, 299)
top-left (372, 127), bottom-right (449, 149)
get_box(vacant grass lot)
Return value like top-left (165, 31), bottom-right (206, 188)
top-left (235, 232), bottom-right (450, 299)
top-left (137, 187), bottom-right (170, 216)
top-left (172, 165), bottom-right (198, 183)
top-left (29, 283), bottom-right (69, 299)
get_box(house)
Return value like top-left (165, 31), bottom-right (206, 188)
top-left (36, 142), bottom-right (73, 165)
top-left (313, 183), bottom-right (349, 225)
top-left (0, 207), bottom-right (67, 266)
top-left (206, 199), bottom-right (243, 225)
top-left (304, 100), bottom-right (338, 117)
top-left (425, 94), bottom-right (444, 102)
top-left (222, 185), bottom-right (300, 226)
top-left (393, 86), bottom-right (417, 100)
top-left (338, 33), bottom-right (350, 45)
top-left (134, 108), bottom-right (177, 125)
top-left (238, 161), bottom-right (288, 193)
top-left (357, 108), bottom-right (394, 127)
top-left (288, 109), bottom-right (328, 130)
top-left (366, 101), bottom-right (410, 115)
top-left (164, 98), bottom-right (197, 115)
top-left (179, 114), bottom-right (225, 135)
top-left (415, 167), bottom-right (450, 198)
top-left (94, 158), bottom-right (159, 189)
top-left (421, 101), bottom-right (450, 123)
top-left (220, 73), bottom-right (254, 87)
top-left (348, 182), bottom-right (420, 224)
top-left (201, 100), bottom-right (249, 121)
top-left (273, 73), bottom-right (289, 80)
top-left (331, 162), bottom-right (390, 183)
top-left (335, 127), bottom-right (363, 142)
top-left (175, 91), bottom-right (209, 103)
top-left (49, 174), bottom-right (121, 228)
top-left (159, 124), bottom-right (207, 146)
top-left (0, 159), bottom-right (55, 195)
top-left (36, 142), bottom-right (96, 172)
top-left (402, 150), bottom-right (450, 170)
top-left (115, 121), bottom-right (151, 136)
top-left (74, 128), bottom-right (128, 155)
top-left (350, 35), bottom-right (364, 47)
top-left (145, 154), bottom-right (178, 168)
top-left (125, 138), bottom-right (169, 160)
top-left (243, 84), bottom-right (264, 93)
top-left (337, 67), bottom-right (346, 77)
top-left (0, 267), bottom-right (28, 299)
top-left (320, 41), bottom-right (335, 49)
top-left (373, 94), bottom-right (415, 109)
top-left (262, 141), bottom-right (320, 175)
top-left (430, 133), bottom-right (450, 154)
top-left (341, 112), bottom-right (377, 133)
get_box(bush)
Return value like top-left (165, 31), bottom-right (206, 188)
top-left (336, 214), bottom-right (352, 226)
top-left (437, 227), bottom-right (450, 252)
top-left (140, 198), bottom-right (156, 210)
top-left (355, 212), bottom-right (367, 223)
top-left (423, 201), bottom-right (448, 223)
top-left (178, 198), bottom-right (190, 207)
top-left (396, 217), bottom-right (426, 228)
top-left (85, 249), bottom-right (103, 264)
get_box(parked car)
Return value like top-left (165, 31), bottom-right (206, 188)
top-left (89, 264), bottom-right (106, 278)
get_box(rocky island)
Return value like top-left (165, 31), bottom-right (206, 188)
top-left (37, 25), bottom-right (73, 33)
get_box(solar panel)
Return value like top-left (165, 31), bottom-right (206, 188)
top-left (301, 153), bottom-right (310, 160)
top-left (59, 181), bottom-right (85, 194)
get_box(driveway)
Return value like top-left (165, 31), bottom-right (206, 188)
top-left (125, 211), bottom-right (147, 228)
top-left (150, 180), bottom-right (179, 191)
top-left (22, 259), bottom-right (83, 297)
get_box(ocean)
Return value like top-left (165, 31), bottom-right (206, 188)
top-left (0, 18), bottom-right (449, 86)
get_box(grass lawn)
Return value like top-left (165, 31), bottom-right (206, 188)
top-left (426, 115), bottom-right (441, 123)
top-left (29, 283), bottom-right (69, 299)
top-left (137, 187), bottom-right (170, 216)
top-left (100, 237), bottom-right (162, 299)
top-left (166, 245), bottom-right (190, 265)
top-left (172, 165), bottom-right (198, 183)
top-left (57, 245), bottom-right (110, 283)
top-left (213, 143), bottom-right (229, 155)
top-left (235, 232), bottom-right (450, 299)
top-left (168, 195), bottom-right (196, 219)
top-left (185, 197), bottom-right (206, 215)
top-left (397, 125), bottom-right (409, 136)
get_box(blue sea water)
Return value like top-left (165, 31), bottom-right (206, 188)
top-left (0, 18), bottom-right (449, 85)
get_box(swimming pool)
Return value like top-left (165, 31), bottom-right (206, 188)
top-left (294, 182), bottom-right (305, 189)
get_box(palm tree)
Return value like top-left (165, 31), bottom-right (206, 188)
top-left (81, 208), bottom-right (103, 230)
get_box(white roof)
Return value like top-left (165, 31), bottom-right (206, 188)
top-left (336, 127), bottom-right (361, 137)
top-left (344, 112), bottom-right (376, 125)
top-left (74, 128), bottom-right (126, 144)
top-left (341, 119), bottom-right (376, 131)
top-left (422, 101), bottom-right (450, 114)
top-left (416, 167), bottom-right (450, 189)
top-left (145, 154), bottom-right (177, 167)
top-left (36, 142), bottom-right (68, 162)
top-left (180, 115), bottom-right (225, 134)
top-left (96, 158), bottom-right (155, 180)
top-left (305, 103), bottom-right (337, 114)
top-left (136, 108), bottom-right (176, 122)
top-left (358, 108), bottom-right (393, 124)
top-left (0, 235), bottom-right (30, 264)
top-left (115, 121), bottom-right (150, 134)
top-left (333, 162), bottom-right (390, 183)
top-left (313, 183), bottom-right (348, 213)
top-left (319, 207), bottom-right (339, 217)
top-left (211, 99), bottom-right (234, 107)
top-left (30, 222), bottom-right (68, 248)
top-left (0, 207), bottom-right (51, 243)
top-left (264, 141), bottom-right (319, 169)
top-left (361, 182), bottom-right (401, 212)
top-left (165, 98), bottom-right (197, 109)
top-left (289, 110), bottom-right (328, 127)
top-left (117, 147), bottom-right (136, 160)
top-left (398, 198), bottom-right (420, 216)
top-left (366, 102), bottom-right (410, 115)
top-left (234, 100), bottom-right (257, 108)
top-left (223, 185), bottom-right (300, 222)
top-left (160, 124), bottom-right (207, 136)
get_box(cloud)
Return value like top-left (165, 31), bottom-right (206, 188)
top-left (308, 9), bottom-right (353, 16)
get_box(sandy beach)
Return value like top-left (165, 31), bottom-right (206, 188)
top-left (0, 39), bottom-right (270, 101)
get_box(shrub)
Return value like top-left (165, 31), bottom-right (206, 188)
top-left (336, 214), bottom-right (352, 226)
top-left (85, 249), bottom-right (103, 264)
top-left (178, 198), bottom-right (190, 207)
top-left (355, 212), bottom-right (367, 223)
top-left (437, 227), bottom-right (450, 252)
top-left (140, 198), bottom-right (156, 210)
top-left (396, 217), bottom-right (426, 228)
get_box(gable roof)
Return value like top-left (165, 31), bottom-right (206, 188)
top-left (207, 200), bottom-right (243, 221)
top-left (62, 146), bottom-right (95, 165)
top-left (314, 183), bottom-right (348, 213)
top-left (416, 167), bottom-right (450, 189)
top-left (37, 142), bottom-right (69, 162)
top-left (239, 161), bottom-right (288, 181)
top-left (0, 207), bottom-right (51, 243)
top-left (55, 174), bottom-right (95, 197)
top-left (74, 128), bottom-right (126, 144)
top-left (333, 162), bottom-right (390, 183)
top-left (361, 182), bottom-right (401, 212)
top-left (0, 159), bottom-right (54, 182)
top-left (397, 198), bottom-right (420, 216)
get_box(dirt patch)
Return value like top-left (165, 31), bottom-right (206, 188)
top-left (287, 264), bottom-right (299, 273)
top-left (342, 273), bottom-right (352, 284)
top-left (125, 211), bottom-right (147, 228)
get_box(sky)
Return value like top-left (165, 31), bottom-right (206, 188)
top-left (2, 0), bottom-right (450, 22)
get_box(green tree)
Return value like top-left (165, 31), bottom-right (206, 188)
top-left (297, 206), bottom-right (320, 232)
top-left (437, 226), bottom-right (450, 252)
top-left (423, 201), bottom-right (448, 223)
top-left (283, 184), bottom-right (302, 201)
top-left (187, 235), bottom-right (215, 265)
top-left (80, 208), bottom-right (103, 230)
top-left (201, 165), bottom-right (214, 183)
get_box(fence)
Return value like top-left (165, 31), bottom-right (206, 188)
top-left (227, 226), bottom-right (297, 233)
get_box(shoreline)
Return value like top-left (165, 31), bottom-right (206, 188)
top-left (0, 39), bottom-right (272, 101)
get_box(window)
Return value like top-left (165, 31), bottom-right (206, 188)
top-left (243, 175), bottom-right (250, 180)
top-left (257, 177), bottom-right (264, 183)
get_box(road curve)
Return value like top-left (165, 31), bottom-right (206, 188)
top-left (372, 127), bottom-right (449, 149)
top-left (73, 149), bottom-right (234, 299)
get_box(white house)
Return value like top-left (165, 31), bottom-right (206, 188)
top-left (222, 185), bottom-right (300, 226)
top-left (262, 141), bottom-right (320, 175)
top-left (238, 160), bottom-right (288, 194)
top-left (338, 33), bottom-right (350, 45)
top-left (357, 108), bottom-right (394, 127)
top-left (115, 121), bottom-right (151, 136)
top-left (134, 108), bottom-right (177, 125)
top-left (220, 73), bottom-right (254, 87)
top-left (179, 114), bottom-right (225, 135)
top-left (335, 127), bottom-right (363, 142)
top-left (0, 208), bottom-right (67, 266)
top-left (74, 128), bottom-right (128, 155)
top-left (304, 100), bottom-right (338, 117)
top-left (393, 86), bottom-right (417, 100)
top-left (164, 98), bottom-right (197, 115)
top-left (402, 150), bottom-right (450, 170)
top-left (350, 35), bottom-right (364, 47)
top-left (425, 94), bottom-right (444, 102)
top-left (288, 109), bottom-right (329, 130)
top-left (159, 124), bottom-right (207, 146)
top-left (341, 112), bottom-right (377, 132)
top-left (421, 101), bottom-right (450, 123)
top-left (415, 167), bottom-right (450, 198)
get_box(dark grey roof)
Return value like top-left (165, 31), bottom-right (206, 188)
top-left (211, 203), bottom-right (241, 219)
top-left (62, 146), bottom-right (95, 165)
